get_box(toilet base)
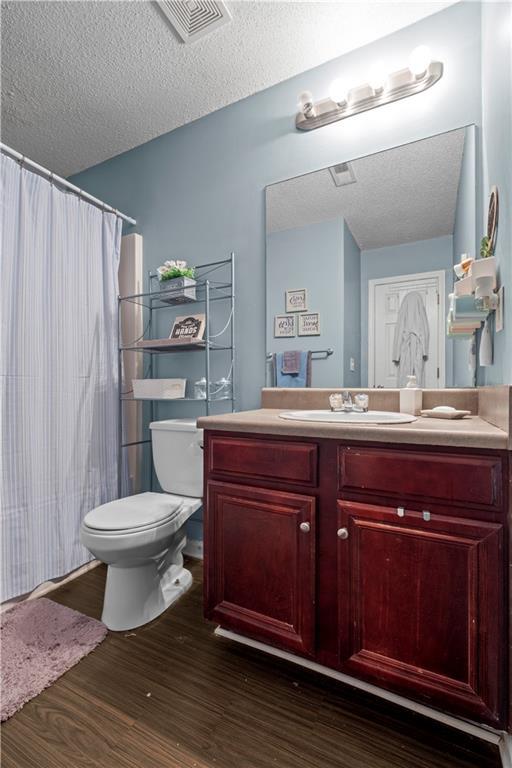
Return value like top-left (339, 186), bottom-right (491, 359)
top-left (101, 544), bottom-right (193, 631)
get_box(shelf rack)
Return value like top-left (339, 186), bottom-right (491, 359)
top-left (117, 254), bottom-right (236, 495)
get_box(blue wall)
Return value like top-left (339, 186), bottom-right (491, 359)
top-left (360, 236), bottom-right (454, 385)
top-left (266, 219), bottom-right (344, 387)
top-left (266, 217), bottom-right (360, 387)
top-left (343, 223), bottom-right (361, 386)
top-left (481, 1), bottom-right (512, 384)
top-left (72, 2), bottom-right (487, 408)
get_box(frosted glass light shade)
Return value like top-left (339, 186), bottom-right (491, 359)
top-left (329, 79), bottom-right (348, 105)
top-left (408, 45), bottom-right (432, 76)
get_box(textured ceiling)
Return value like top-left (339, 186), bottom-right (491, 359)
top-left (1, 0), bottom-right (455, 177)
top-left (266, 128), bottom-right (466, 250)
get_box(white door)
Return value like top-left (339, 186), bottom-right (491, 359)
top-left (368, 271), bottom-right (445, 388)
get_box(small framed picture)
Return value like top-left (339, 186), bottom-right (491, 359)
top-left (285, 289), bottom-right (308, 313)
top-left (169, 313), bottom-right (205, 341)
top-left (274, 315), bottom-right (296, 338)
top-left (298, 312), bottom-right (320, 336)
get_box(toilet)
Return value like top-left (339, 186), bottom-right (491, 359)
top-left (80, 419), bottom-right (203, 631)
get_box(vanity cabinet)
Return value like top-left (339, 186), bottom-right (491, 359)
top-left (203, 432), bottom-right (508, 728)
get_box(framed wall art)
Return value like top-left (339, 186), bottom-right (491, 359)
top-left (274, 315), bottom-right (296, 338)
top-left (285, 289), bottom-right (308, 313)
top-left (298, 312), bottom-right (320, 336)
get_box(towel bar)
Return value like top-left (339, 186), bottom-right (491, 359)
top-left (266, 348), bottom-right (333, 361)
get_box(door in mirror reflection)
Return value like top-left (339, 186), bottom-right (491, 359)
top-left (265, 126), bottom-right (476, 388)
top-left (370, 271), bottom-right (444, 388)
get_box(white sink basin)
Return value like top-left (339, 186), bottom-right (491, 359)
top-left (279, 410), bottom-right (417, 425)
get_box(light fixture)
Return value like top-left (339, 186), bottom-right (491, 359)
top-left (296, 47), bottom-right (442, 131)
top-left (368, 63), bottom-right (387, 94)
top-left (348, 83), bottom-right (374, 104)
top-left (298, 90), bottom-right (315, 118)
top-left (328, 79), bottom-right (348, 106)
top-left (408, 45), bottom-right (432, 77)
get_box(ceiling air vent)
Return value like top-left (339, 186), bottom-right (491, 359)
top-left (329, 162), bottom-right (357, 188)
top-left (156, 0), bottom-right (231, 43)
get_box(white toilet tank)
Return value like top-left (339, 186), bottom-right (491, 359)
top-left (149, 419), bottom-right (203, 498)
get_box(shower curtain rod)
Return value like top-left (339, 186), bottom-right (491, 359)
top-left (0, 143), bottom-right (137, 226)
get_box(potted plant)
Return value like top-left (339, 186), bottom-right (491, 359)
top-left (479, 235), bottom-right (493, 259)
top-left (470, 237), bottom-right (497, 288)
top-left (156, 260), bottom-right (196, 304)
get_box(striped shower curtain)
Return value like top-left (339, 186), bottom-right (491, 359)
top-left (0, 153), bottom-right (122, 601)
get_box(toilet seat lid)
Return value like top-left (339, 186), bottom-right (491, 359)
top-left (83, 492), bottom-right (184, 532)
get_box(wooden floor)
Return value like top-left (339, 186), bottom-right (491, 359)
top-left (1, 561), bottom-right (501, 768)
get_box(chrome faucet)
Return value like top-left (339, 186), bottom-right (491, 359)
top-left (329, 391), bottom-right (353, 412)
top-left (341, 391), bottom-right (353, 410)
top-left (329, 391), bottom-right (369, 413)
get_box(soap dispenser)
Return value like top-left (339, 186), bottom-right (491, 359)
top-left (400, 375), bottom-right (422, 416)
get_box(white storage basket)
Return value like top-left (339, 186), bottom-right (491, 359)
top-left (132, 379), bottom-right (186, 400)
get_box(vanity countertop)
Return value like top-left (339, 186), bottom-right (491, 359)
top-left (197, 409), bottom-right (509, 450)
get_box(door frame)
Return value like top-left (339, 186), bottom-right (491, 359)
top-left (368, 269), bottom-right (446, 388)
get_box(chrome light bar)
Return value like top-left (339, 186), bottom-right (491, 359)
top-left (296, 59), bottom-right (443, 132)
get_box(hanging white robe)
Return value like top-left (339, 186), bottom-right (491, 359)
top-left (392, 291), bottom-right (430, 387)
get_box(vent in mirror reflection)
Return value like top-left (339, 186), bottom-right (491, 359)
top-left (329, 162), bottom-right (356, 187)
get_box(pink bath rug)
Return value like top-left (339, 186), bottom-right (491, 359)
top-left (1, 597), bottom-right (107, 722)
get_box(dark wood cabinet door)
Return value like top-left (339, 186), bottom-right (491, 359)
top-left (205, 481), bottom-right (316, 655)
top-left (337, 501), bottom-right (506, 726)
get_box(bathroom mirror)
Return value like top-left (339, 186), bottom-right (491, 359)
top-left (265, 126), bottom-right (476, 388)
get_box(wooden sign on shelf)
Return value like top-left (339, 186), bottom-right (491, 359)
top-left (169, 314), bottom-right (206, 341)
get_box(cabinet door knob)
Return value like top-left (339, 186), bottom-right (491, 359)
top-left (337, 527), bottom-right (349, 540)
top-left (299, 522), bottom-right (311, 533)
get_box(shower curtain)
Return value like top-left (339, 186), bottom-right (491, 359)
top-left (1, 153), bottom-right (122, 601)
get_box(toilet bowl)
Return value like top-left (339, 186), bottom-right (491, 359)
top-left (80, 419), bottom-right (203, 631)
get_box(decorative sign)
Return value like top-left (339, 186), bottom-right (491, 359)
top-left (169, 313), bottom-right (205, 341)
top-left (274, 315), bottom-right (295, 338)
top-left (285, 289), bottom-right (308, 313)
top-left (298, 312), bottom-right (320, 336)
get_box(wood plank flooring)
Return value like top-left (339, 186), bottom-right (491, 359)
top-left (1, 561), bottom-right (501, 768)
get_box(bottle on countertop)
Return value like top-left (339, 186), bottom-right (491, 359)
top-left (400, 374), bottom-right (422, 416)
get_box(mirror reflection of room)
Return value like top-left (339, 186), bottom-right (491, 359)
top-left (266, 126), bottom-right (476, 389)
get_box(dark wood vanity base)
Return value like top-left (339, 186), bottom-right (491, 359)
top-left (203, 430), bottom-right (509, 729)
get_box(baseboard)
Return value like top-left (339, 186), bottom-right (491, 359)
top-left (215, 626), bottom-right (509, 764)
top-left (1, 560), bottom-right (101, 613)
top-left (500, 734), bottom-right (512, 768)
top-left (183, 538), bottom-right (203, 560)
